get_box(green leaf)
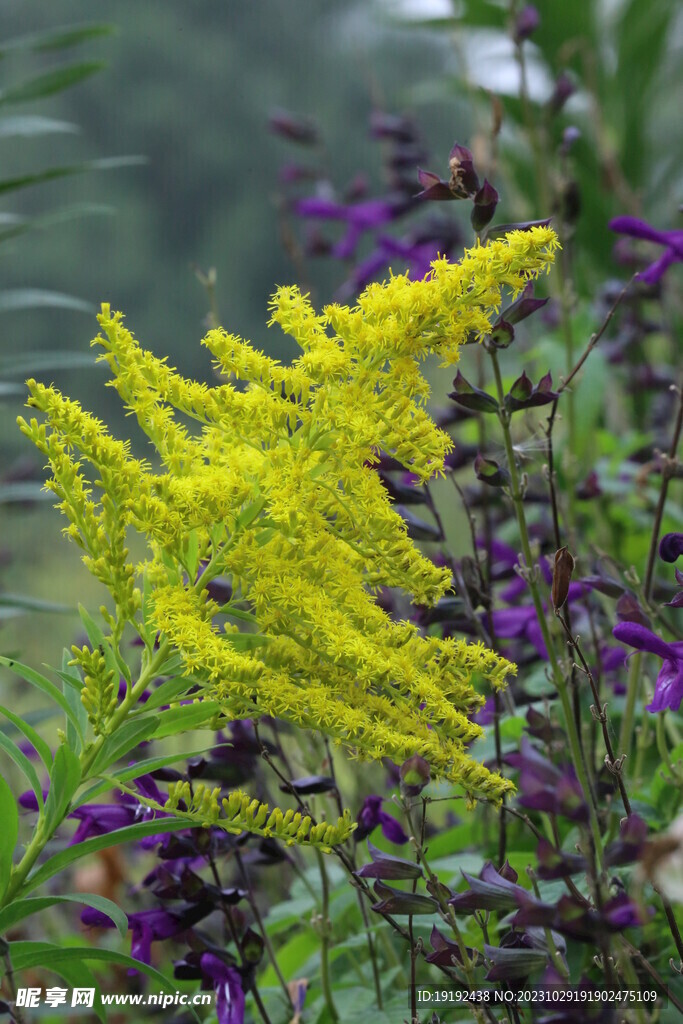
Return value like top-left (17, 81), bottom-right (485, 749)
top-left (0, 202), bottom-right (114, 245)
top-left (60, 649), bottom-right (87, 754)
top-left (9, 943), bottom-right (198, 1022)
top-left (134, 674), bottom-right (195, 711)
top-left (43, 743), bottom-right (81, 831)
top-left (224, 632), bottom-right (270, 652)
top-left (0, 730), bottom-right (45, 811)
top-left (0, 592), bottom-right (72, 614)
top-left (72, 743), bottom-right (232, 809)
top-left (0, 482), bottom-right (50, 503)
top-left (7, 948), bottom-right (106, 1023)
top-left (0, 115), bottom-right (78, 137)
top-left (0, 349), bottom-right (103, 376)
top-left (22, 819), bottom-right (189, 895)
top-left (0, 776), bottom-right (18, 900)
top-left (88, 718), bottom-right (157, 776)
top-left (0, 62), bottom-right (106, 106)
top-left (0, 155), bottom-right (146, 196)
top-left (77, 604), bottom-right (129, 684)
top-left (0, 704), bottom-right (52, 770)
top-left (0, 289), bottom-right (93, 314)
top-left (236, 496), bottom-right (266, 529)
top-left (0, 892), bottom-right (127, 937)
top-left (151, 701), bottom-right (221, 739)
top-left (0, 23), bottom-right (115, 56)
top-left (0, 656), bottom-right (84, 744)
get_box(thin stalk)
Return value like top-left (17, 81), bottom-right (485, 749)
top-left (234, 849), bottom-right (294, 1011)
top-left (323, 737), bottom-right (383, 1009)
top-left (315, 849), bottom-right (339, 1023)
top-left (488, 347), bottom-right (604, 870)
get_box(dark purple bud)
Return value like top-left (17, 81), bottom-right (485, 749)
top-left (449, 371), bottom-right (499, 413)
top-left (551, 546), bottom-right (575, 611)
top-left (398, 506), bottom-right (443, 541)
top-left (427, 925), bottom-right (484, 967)
top-left (449, 862), bottom-right (528, 913)
top-left (500, 283), bottom-right (550, 326)
top-left (399, 754), bottom-right (431, 796)
top-left (580, 572), bottom-right (625, 598)
top-left (615, 591), bottom-right (651, 629)
top-left (378, 471), bottom-right (430, 506)
top-left (514, 4), bottom-right (540, 42)
top-left (484, 218), bottom-right (551, 240)
top-left (549, 72), bottom-right (576, 114)
top-left (474, 453), bottom-right (510, 488)
top-left (560, 179), bottom-right (581, 226)
top-left (471, 179), bottom-right (499, 232)
top-left (605, 813), bottom-right (648, 866)
top-left (484, 945), bottom-right (549, 982)
top-left (416, 168), bottom-right (457, 201)
top-left (356, 795), bottom-right (408, 844)
top-left (370, 111), bottom-right (417, 143)
top-left (488, 320), bottom-right (515, 348)
top-left (268, 108), bottom-right (318, 145)
top-left (575, 470), bottom-right (602, 500)
top-left (281, 775), bottom-right (337, 795)
top-left (535, 839), bottom-right (587, 879)
top-left (505, 370), bottom-right (559, 412)
top-left (371, 880), bottom-right (438, 916)
top-left (241, 926), bottom-right (265, 965)
top-left (356, 841), bottom-right (423, 880)
top-left (660, 533), bottom-right (683, 563)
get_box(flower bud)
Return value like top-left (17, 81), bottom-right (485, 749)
top-left (551, 546), bottom-right (575, 610)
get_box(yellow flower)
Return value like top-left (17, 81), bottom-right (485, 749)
top-left (18, 228), bottom-right (558, 803)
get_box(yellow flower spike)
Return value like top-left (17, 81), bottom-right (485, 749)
top-left (19, 230), bottom-right (556, 818)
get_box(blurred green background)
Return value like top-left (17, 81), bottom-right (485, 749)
top-left (1, 0), bottom-right (681, 670)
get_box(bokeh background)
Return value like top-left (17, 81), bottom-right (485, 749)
top-left (1, 0), bottom-right (681, 668)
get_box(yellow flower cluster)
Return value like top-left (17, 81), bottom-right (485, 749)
top-left (19, 228), bottom-right (558, 803)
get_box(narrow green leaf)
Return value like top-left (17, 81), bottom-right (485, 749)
top-left (9, 942), bottom-right (200, 1022)
top-left (6, 947), bottom-right (106, 1023)
top-left (0, 114), bottom-right (78, 138)
top-left (88, 718), bottom-right (157, 776)
top-left (134, 674), bottom-right (195, 711)
top-left (0, 23), bottom-right (115, 56)
top-left (0, 731), bottom-right (45, 810)
top-left (236, 495), bottom-right (266, 529)
top-left (0, 155), bottom-right (146, 196)
top-left (0, 62), bottom-right (106, 105)
top-left (0, 482), bottom-right (49, 503)
top-left (60, 649), bottom-right (87, 754)
top-left (151, 701), bottom-right (221, 739)
top-left (0, 656), bottom-right (84, 743)
top-left (0, 892), bottom-right (127, 937)
top-left (0, 592), bottom-right (72, 614)
top-left (43, 743), bottom-right (81, 830)
top-left (0, 349), bottom-right (102, 376)
top-left (22, 819), bottom-right (189, 895)
top-left (0, 777), bottom-right (18, 899)
top-left (0, 202), bottom-right (113, 244)
top-left (0, 704), bottom-right (52, 769)
top-left (0, 288), bottom-right (93, 314)
top-left (72, 743), bottom-right (231, 809)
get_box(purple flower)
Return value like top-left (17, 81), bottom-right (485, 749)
top-left (69, 774), bottom-right (168, 846)
top-left (355, 795), bottom-right (408, 845)
top-left (609, 216), bottom-right (683, 285)
top-left (612, 622), bottom-right (683, 712)
top-left (660, 532), bottom-right (683, 563)
top-left (295, 195), bottom-right (410, 260)
top-left (201, 954), bottom-right (245, 1024)
top-left (128, 904), bottom-right (214, 965)
top-left (514, 5), bottom-right (540, 42)
top-left (505, 737), bottom-right (588, 823)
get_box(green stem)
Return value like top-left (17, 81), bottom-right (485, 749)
top-left (315, 849), bottom-right (339, 1023)
top-left (618, 652), bottom-right (641, 759)
top-left (489, 348), bottom-right (604, 870)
